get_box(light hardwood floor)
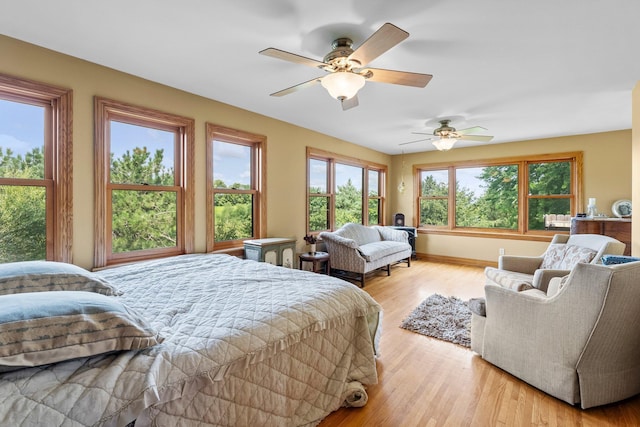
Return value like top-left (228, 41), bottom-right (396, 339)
top-left (320, 259), bottom-right (640, 426)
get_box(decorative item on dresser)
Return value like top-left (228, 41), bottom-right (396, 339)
top-left (243, 237), bottom-right (296, 268)
top-left (570, 217), bottom-right (631, 256)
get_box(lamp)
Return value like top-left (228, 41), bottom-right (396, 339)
top-left (397, 150), bottom-right (406, 193)
top-left (432, 137), bottom-right (457, 151)
top-left (321, 71), bottom-right (365, 100)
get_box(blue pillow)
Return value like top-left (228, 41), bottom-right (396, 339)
top-left (601, 255), bottom-right (640, 265)
top-left (0, 261), bottom-right (121, 296)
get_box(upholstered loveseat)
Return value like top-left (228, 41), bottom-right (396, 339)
top-left (319, 223), bottom-right (411, 287)
top-left (484, 234), bottom-right (625, 293)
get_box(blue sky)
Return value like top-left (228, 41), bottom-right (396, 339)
top-left (0, 99), bottom-right (44, 156)
top-left (110, 121), bottom-right (175, 170)
top-left (212, 140), bottom-right (251, 186)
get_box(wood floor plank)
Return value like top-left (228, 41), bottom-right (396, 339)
top-left (319, 259), bottom-right (640, 426)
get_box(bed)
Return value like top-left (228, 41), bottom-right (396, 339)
top-left (0, 253), bottom-right (381, 426)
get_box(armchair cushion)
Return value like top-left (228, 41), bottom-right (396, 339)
top-left (484, 267), bottom-right (534, 291)
top-left (540, 244), bottom-right (597, 269)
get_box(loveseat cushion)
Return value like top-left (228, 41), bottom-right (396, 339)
top-left (484, 267), bottom-right (535, 291)
top-left (540, 244), bottom-right (597, 270)
top-left (335, 223), bottom-right (382, 246)
top-left (358, 241), bottom-right (410, 262)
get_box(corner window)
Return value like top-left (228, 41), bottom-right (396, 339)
top-left (94, 97), bottom-right (194, 267)
top-left (206, 124), bottom-right (265, 251)
top-left (307, 147), bottom-right (386, 234)
top-left (417, 153), bottom-right (581, 236)
top-left (0, 74), bottom-right (72, 263)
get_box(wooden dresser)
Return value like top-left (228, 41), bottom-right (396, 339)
top-left (570, 218), bottom-right (632, 256)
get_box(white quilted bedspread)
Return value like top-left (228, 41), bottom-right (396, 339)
top-left (0, 254), bottom-right (381, 427)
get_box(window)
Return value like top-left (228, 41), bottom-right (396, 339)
top-left (417, 153), bottom-right (581, 236)
top-left (206, 124), bottom-right (265, 251)
top-left (307, 147), bottom-right (386, 234)
top-left (94, 97), bottom-right (194, 267)
top-left (0, 74), bottom-right (72, 263)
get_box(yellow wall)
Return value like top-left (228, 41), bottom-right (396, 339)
top-left (1, 35), bottom-right (634, 268)
top-left (633, 82), bottom-right (640, 256)
top-left (0, 35), bottom-right (389, 269)
top-left (390, 130), bottom-right (632, 262)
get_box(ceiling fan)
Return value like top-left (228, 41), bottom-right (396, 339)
top-left (259, 23), bottom-right (432, 110)
top-left (400, 119), bottom-right (494, 151)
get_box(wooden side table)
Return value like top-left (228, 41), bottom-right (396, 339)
top-left (299, 251), bottom-right (330, 275)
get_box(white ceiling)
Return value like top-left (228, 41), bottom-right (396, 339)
top-left (2, 0), bottom-right (639, 154)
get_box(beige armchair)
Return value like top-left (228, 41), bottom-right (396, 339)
top-left (471, 260), bottom-right (640, 408)
top-left (484, 234), bottom-right (626, 293)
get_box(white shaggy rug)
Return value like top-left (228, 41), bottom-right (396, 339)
top-left (400, 294), bottom-right (471, 348)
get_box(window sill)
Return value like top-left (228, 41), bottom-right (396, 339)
top-left (417, 227), bottom-right (565, 242)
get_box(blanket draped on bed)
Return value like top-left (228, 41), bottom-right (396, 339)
top-left (0, 254), bottom-right (381, 426)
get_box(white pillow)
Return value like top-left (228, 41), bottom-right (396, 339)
top-left (541, 244), bottom-right (597, 270)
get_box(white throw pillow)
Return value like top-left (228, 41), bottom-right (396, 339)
top-left (541, 244), bottom-right (597, 270)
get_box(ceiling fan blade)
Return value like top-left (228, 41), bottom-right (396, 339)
top-left (348, 23), bottom-right (409, 67)
top-left (259, 48), bottom-right (326, 69)
top-left (455, 126), bottom-right (488, 135)
top-left (458, 134), bottom-right (494, 142)
top-left (362, 67), bottom-right (432, 87)
top-left (341, 95), bottom-right (359, 110)
top-left (411, 131), bottom-right (435, 136)
top-left (270, 77), bottom-right (321, 97)
top-left (399, 137), bottom-right (432, 146)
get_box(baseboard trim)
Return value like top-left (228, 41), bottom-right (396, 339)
top-left (418, 253), bottom-right (497, 268)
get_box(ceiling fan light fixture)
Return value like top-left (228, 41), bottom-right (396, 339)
top-left (321, 71), bottom-right (365, 100)
top-left (433, 137), bottom-right (457, 151)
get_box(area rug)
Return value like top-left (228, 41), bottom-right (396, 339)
top-left (400, 294), bottom-right (471, 348)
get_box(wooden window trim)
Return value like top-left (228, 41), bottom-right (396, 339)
top-left (206, 123), bottom-right (266, 252)
top-left (94, 97), bottom-right (194, 267)
top-left (0, 73), bottom-right (72, 262)
top-left (306, 147), bottom-right (387, 234)
top-left (415, 151), bottom-right (582, 240)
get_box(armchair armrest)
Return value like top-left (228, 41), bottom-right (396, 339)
top-left (498, 255), bottom-right (543, 274)
top-left (532, 268), bottom-right (570, 293)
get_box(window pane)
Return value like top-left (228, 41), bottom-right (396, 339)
top-left (421, 170), bottom-right (448, 196)
top-left (110, 121), bottom-right (175, 185)
top-left (368, 170), bottom-right (379, 197)
top-left (111, 190), bottom-right (177, 252)
top-left (455, 165), bottom-right (519, 229)
top-left (368, 198), bottom-right (380, 225)
top-left (309, 196), bottom-right (329, 231)
top-left (530, 198), bottom-right (571, 230)
top-left (214, 193), bottom-right (253, 241)
top-left (0, 99), bottom-right (45, 179)
top-left (335, 163), bottom-right (363, 227)
top-left (0, 185), bottom-right (46, 262)
top-left (213, 140), bottom-right (251, 189)
top-left (529, 161), bottom-right (571, 195)
top-left (420, 199), bottom-right (448, 226)
top-left (309, 159), bottom-right (327, 194)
